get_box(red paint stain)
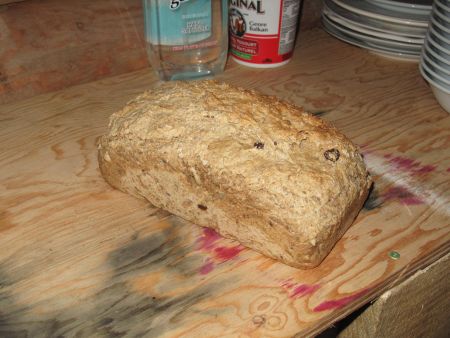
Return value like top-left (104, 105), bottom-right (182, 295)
top-left (382, 186), bottom-right (423, 205)
top-left (385, 155), bottom-right (436, 176)
top-left (447, 167), bottom-right (450, 172)
top-left (196, 228), bottom-right (244, 275)
top-left (389, 156), bottom-right (417, 170)
top-left (413, 164), bottom-right (436, 175)
top-left (313, 289), bottom-right (369, 312)
top-left (214, 245), bottom-right (243, 261)
top-left (281, 280), bottom-right (320, 299)
top-left (199, 260), bottom-right (214, 275)
top-left (197, 228), bottom-right (221, 250)
top-left (291, 284), bottom-right (321, 298)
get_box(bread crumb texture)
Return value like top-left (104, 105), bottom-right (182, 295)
top-left (98, 81), bottom-right (372, 268)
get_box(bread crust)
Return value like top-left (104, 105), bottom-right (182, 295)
top-left (98, 81), bottom-right (372, 268)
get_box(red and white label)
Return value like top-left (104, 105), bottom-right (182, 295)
top-left (229, 0), bottom-right (300, 66)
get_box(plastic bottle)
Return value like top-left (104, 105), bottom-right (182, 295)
top-left (143, 0), bottom-right (229, 81)
top-left (229, 0), bottom-right (301, 68)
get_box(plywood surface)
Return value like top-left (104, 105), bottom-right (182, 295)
top-left (0, 0), bottom-right (322, 105)
top-left (0, 1), bottom-right (25, 5)
top-left (339, 253), bottom-right (450, 338)
top-left (1, 28), bottom-right (449, 337)
top-left (0, 0), bottom-right (147, 105)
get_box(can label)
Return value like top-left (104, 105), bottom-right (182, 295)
top-left (229, 0), bottom-right (300, 66)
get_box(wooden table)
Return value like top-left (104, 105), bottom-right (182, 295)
top-left (1, 28), bottom-right (449, 338)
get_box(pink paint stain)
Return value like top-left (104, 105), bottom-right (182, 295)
top-left (384, 154), bottom-right (436, 176)
top-left (291, 284), bottom-right (321, 298)
top-left (214, 245), bottom-right (244, 261)
top-left (281, 280), bottom-right (321, 299)
top-left (413, 164), bottom-right (436, 175)
top-left (196, 228), bottom-right (244, 275)
top-left (197, 228), bottom-right (221, 250)
top-left (382, 186), bottom-right (423, 205)
top-left (313, 289), bottom-right (369, 312)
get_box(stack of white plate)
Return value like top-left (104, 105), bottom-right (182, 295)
top-left (322, 0), bottom-right (432, 60)
top-left (419, 0), bottom-right (450, 113)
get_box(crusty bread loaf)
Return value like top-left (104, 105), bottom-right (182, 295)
top-left (98, 81), bottom-right (371, 268)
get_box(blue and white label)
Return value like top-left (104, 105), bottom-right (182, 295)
top-left (170, 0), bottom-right (189, 10)
top-left (144, 0), bottom-right (212, 46)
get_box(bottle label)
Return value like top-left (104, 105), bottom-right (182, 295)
top-left (146, 0), bottom-right (212, 46)
top-left (229, 0), bottom-right (300, 65)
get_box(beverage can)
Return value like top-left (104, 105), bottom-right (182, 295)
top-left (229, 0), bottom-right (301, 68)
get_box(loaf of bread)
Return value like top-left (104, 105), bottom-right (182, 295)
top-left (98, 81), bottom-right (371, 268)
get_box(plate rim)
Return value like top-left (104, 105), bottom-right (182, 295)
top-left (323, 0), bottom-right (428, 37)
top-left (419, 63), bottom-right (450, 94)
top-left (323, 8), bottom-right (425, 43)
top-left (322, 16), bottom-right (421, 60)
top-left (323, 14), bottom-right (423, 51)
top-left (368, 0), bottom-right (432, 10)
top-left (332, 0), bottom-right (430, 27)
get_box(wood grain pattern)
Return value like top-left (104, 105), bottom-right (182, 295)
top-left (0, 0), bottom-right (25, 5)
top-left (1, 28), bottom-right (449, 337)
top-left (0, 0), bottom-right (323, 105)
top-left (0, 0), bottom-right (147, 105)
top-left (339, 253), bottom-right (450, 338)
top-left (0, 0), bottom-right (321, 104)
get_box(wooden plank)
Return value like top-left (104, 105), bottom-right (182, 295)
top-left (0, 0), bottom-right (25, 5)
top-left (0, 28), bottom-right (449, 337)
top-left (0, 0), bottom-right (147, 105)
top-left (339, 253), bottom-right (450, 338)
top-left (299, 0), bottom-right (323, 30)
top-left (0, 0), bottom-right (323, 105)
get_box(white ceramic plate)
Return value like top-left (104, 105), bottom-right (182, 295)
top-left (323, 2), bottom-right (425, 43)
top-left (437, 0), bottom-right (450, 6)
top-left (322, 16), bottom-right (421, 60)
top-left (369, 0), bottom-right (432, 10)
top-left (435, 0), bottom-right (450, 13)
top-left (333, 0), bottom-right (430, 27)
top-left (366, 0), bottom-right (431, 15)
top-left (423, 39), bottom-right (450, 67)
top-left (431, 15), bottom-right (450, 36)
top-left (431, 83), bottom-right (450, 113)
top-left (423, 39), bottom-right (450, 68)
top-left (324, 0), bottom-right (428, 37)
top-left (421, 58), bottom-right (450, 85)
top-left (422, 52), bottom-right (450, 77)
top-left (426, 31), bottom-right (450, 59)
top-left (420, 63), bottom-right (450, 93)
top-left (437, 0), bottom-right (450, 8)
top-left (429, 25), bottom-right (450, 49)
top-left (323, 15), bottom-right (423, 52)
top-left (432, 7), bottom-right (450, 29)
top-left (434, 1), bottom-right (450, 21)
